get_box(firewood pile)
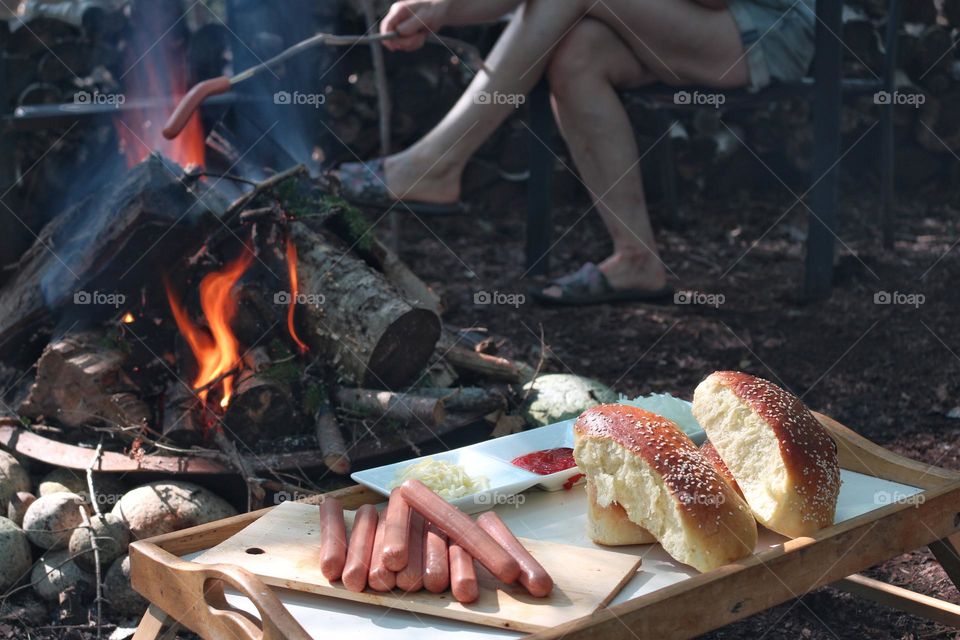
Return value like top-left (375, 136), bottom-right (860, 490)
top-left (0, 153), bottom-right (533, 497)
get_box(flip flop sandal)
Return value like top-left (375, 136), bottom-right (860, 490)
top-left (335, 158), bottom-right (466, 216)
top-left (529, 262), bottom-right (675, 307)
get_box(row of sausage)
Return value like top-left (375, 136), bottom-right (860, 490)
top-left (318, 479), bottom-right (554, 603)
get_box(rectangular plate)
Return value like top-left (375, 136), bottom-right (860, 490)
top-left (194, 501), bottom-right (643, 633)
top-left (351, 396), bottom-right (707, 509)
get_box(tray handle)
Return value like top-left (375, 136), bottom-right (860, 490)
top-left (129, 541), bottom-right (312, 640)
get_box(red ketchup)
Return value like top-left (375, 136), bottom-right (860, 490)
top-left (511, 448), bottom-right (577, 476)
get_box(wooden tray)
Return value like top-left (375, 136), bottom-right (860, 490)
top-left (191, 500), bottom-right (641, 633)
top-left (129, 413), bottom-right (960, 640)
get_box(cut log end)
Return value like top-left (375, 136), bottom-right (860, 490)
top-left (365, 308), bottom-right (442, 389)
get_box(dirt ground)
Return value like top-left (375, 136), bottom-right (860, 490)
top-left (396, 158), bottom-right (960, 639)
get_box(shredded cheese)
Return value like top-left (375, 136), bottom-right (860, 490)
top-left (390, 458), bottom-right (489, 499)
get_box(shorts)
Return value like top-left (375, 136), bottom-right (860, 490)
top-left (728, 0), bottom-right (817, 91)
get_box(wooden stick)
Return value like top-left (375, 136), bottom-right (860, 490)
top-left (212, 429), bottom-right (265, 510)
top-left (412, 387), bottom-right (506, 414)
top-left (442, 346), bottom-right (535, 384)
top-left (360, 0), bottom-right (400, 252)
top-left (315, 401), bottom-right (350, 475)
top-left (334, 388), bottom-right (446, 427)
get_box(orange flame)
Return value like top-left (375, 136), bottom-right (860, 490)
top-left (121, 312), bottom-right (135, 324)
top-left (285, 239), bottom-right (309, 354)
top-left (166, 250), bottom-right (254, 409)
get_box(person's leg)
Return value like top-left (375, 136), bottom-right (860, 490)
top-left (543, 19), bottom-right (665, 295)
top-left (382, 0), bottom-right (749, 205)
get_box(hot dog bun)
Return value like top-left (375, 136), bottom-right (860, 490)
top-left (692, 371), bottom-right (840, 538)
top-left (585, 479), bottom-right (656, 546)
top-left (574, 404), bottom-right (757, 573)
top-left (700, 441), bottom-right (744, 499)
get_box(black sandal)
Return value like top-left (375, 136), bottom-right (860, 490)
top-left (335, 158), bottom-right (466, 216)
top-left (529, 262), bottom-right (674, 307)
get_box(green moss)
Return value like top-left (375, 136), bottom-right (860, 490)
top-left (259, 360), bottom-right (301, 385)
top-left (303, 383), bottom-right (328, 415)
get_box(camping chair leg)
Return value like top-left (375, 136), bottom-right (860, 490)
top-left (526, 78), bottom-right (554, 276)
top-left (879, 100), bottom-right (895, 249)
top-left (803, 0), bottom-right (843, 299)
top-left (652, 109), bottom-right (680, 227)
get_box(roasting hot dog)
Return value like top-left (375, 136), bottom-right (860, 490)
top-left (319, 498), bottom-right (347, 581)
top-left (382, 488), bottom-right (412, 572)
top-left (449, 544), bottom-right (479, 604)
top-left (423, 523), bottom-right (449, 593)
top-left (476, 511), bottom-right (552, 597)
top-left (368, 512), bottom-right (397, 592)
top-left (400, 479), bottom-right (520, 584)
top-left (396, 511), bottom-right (425, 592)
top-left (341, 504), bottom-right (378, 592)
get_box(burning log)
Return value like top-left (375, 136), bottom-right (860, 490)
top-left (288, 221), bottom-right (440, 388)
top-left (0, 155), bottom-right (222, 355)
top-left (224, 370), bottom-right (299, 442)
top-left (161, 382), bottom-right (203, 445)
top-left (334, 388), bottom-right (446, 427)
top-left (19, 331), bottom-right (150, 434)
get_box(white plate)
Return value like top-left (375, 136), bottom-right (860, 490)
top-left (351, 396), bottom-right (706, 513)
top-left (351, 448), bottom-right (541, 514)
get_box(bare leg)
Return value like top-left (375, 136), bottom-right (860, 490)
top-left (543, 19), bottom-right (664, 293)
top-left (384, 0), bottom-right (588, 204)
top-left (382, 0), bottom-right (749, 228)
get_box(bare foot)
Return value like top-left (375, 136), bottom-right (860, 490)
top-left (598, 251), bottom-right (667, 291)
top-left (383, 151), bottom-right (462, 205)
top-left (539, 251), bottom-right (668, 300)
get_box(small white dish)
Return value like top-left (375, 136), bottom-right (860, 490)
top-left (351, 448), bottom-right (541, 514)
top-left (470, 420), bottom-right (582, 492)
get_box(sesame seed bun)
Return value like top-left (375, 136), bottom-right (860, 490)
top-left (692, 372), bottom-right (841, 538)
top-left (573, 404), bottom-right (757, 573)
top-left (585, 478), bottom-right (656, 546)
top-left (700, 441), bottom-right (744, 499)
